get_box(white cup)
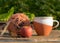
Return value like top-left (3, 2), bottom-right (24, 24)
top-left (33, 17), bottom-right (59, 36)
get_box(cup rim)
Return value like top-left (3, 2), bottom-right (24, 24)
top-left (35, 17), bottom-right (53, 18)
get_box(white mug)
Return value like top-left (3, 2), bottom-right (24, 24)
top-left (33, 17), bottom-right (59, 36)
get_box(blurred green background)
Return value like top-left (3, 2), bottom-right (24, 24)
top-left (0, 0), bottom-right (60, 29)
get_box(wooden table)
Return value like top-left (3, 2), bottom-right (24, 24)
top-left (0, 30), bottom-right (60, 43)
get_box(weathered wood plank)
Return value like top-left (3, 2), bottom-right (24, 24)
top-left (0, 30), bottom-right (59, 42)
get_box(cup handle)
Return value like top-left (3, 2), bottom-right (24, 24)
top-left (53, 20), bottom-right (59, 29)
